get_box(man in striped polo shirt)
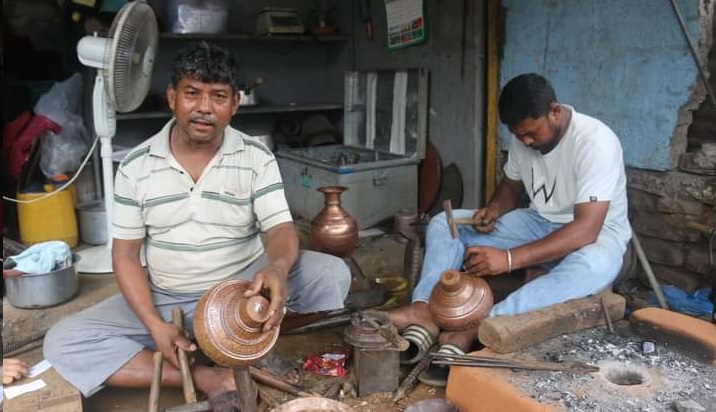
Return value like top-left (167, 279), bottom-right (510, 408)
top-left (44, 41), bottom-right (351, 408)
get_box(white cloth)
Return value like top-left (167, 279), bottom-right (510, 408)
top-left (503, 106), bottom-right (631, 249)
top-left (10, 241), bottom-right (71, 274)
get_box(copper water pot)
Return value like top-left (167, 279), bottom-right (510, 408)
top-left (193, 279), bottom-right (279, 367)
top-left (310, 186), bottom-right (358, 257)
top-left (428, 270), bottom-right (494, 331)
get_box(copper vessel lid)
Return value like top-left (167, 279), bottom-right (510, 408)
top-left (194, 280), bottom-right (279, 367)
top-left (429, 270), bottom-right (494, 330)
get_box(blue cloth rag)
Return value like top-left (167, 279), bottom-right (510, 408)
top-left (10, 241), bottom-right (72, 274)
top-left (647, 284), bottom-right (714, 318)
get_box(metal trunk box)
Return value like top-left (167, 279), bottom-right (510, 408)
top-left (275, 68), bottom-right (429, 229)
top-left (275, 145), bottom-right (418, 229)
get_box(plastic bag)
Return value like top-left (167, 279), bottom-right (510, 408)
top-left (34, 73), bottom-right (90, 178)
top-left (34, 73), bottom-right (84, 126)
top-left (39, 116), bottom-right (89, 177)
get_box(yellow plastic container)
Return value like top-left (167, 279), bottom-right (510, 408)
top-left (17, 186), bottom-right (79, 247)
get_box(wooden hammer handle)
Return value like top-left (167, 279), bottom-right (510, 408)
top-left (452, 218), bottom-right (487, 226)
top-left (172, 306), bottom-right (197, 403)
top-left (149, 351), bottom-right (163, 412)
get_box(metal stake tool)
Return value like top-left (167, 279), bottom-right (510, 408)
top-left (429, 352), bottom-right (599, 374)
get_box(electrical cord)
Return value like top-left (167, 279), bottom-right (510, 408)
top-left (2, 133), bottom-right (100, 204)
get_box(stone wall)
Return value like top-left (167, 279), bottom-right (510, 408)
top-left (627, 168), bottom-right (715, 292)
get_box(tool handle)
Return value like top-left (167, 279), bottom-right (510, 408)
top-left (359, 312), bottom-right (410, 351)
top-left (172, 307), bottom-right (197, 403)
top-left (452, 218), bottom-right (487, 226)
top-left (149, 351), bottom-right (163, 412)
top-left (686, 221), bottom-right (715, 236)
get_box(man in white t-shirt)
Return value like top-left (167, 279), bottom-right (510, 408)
top-left (388, 73), bottom-right (631, 369)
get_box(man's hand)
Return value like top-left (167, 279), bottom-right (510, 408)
top-left (472, 206), bottom-right (499, 233)
top-left (463, 246), bottom-right (509, 276)
top-left (149, 322), bottom-right (196, 368)
top-left (244, 264), bottom-right (288, 331)
top-left (3, 357), bottom-right (29, 385)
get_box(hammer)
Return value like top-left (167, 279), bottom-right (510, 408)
top-left (172, 307), bottom-right (197, 404)
top-left (443, 200), bottom-right (488, 239)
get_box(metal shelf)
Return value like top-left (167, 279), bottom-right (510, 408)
top-left (116, 104), bottom-right (344, 120)
top-left (159, 33), bottom-right (350, 43)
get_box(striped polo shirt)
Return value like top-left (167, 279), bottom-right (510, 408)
top-left (113, 120), bottom-right (293, 293)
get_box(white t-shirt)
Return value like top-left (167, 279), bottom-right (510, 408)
top-left (503, 106), bottom-right (632, 250)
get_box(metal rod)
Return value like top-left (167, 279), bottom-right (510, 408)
top-left (600, 296), bottom-right (615, 334)
top-left (393, 345), bottom-right (437, 403)
top-left (631, 235), bottom-right (669, 309)
top-left (429, 352), bottom-right (599, 374)
top-left (669, 0), bottom-right (716, 108)
top-left (234, 366), bottom-right (258, 412)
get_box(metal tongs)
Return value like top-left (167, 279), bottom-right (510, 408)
top-left (430, 352), bottom-right (600, 374)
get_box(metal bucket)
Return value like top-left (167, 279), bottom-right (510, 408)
top-left (4, 254), bottom-right (80, 308)
top-left (76, 201), bottom-right (107, 245)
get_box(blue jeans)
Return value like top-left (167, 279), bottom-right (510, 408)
top-left (412, 208), bottom-right (625, 317)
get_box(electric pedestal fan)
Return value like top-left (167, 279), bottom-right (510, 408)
top-left (76, 0), bottom-right (158, 273)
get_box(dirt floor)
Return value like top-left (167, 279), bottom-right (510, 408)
top-left (3, 226), bottom-right (448, 411)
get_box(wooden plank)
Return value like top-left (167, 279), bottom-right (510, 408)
top-left (478, 292), bottom-right (626, 354)
top-left (3, 349), bottom-right (82, 412)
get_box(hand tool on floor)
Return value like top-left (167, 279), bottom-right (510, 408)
top-left (235, 366), bottom-right (258, 412)
top-left (172, 306), bottom-right (197, 403)
top-left (393, 344), bottom-right (437, 403)
top-left (358, 310), bottom-right (410, 351)
top-left (149, 351), bottom-right (164, 412)
top-left (430, 351), bottom-right (600, 374)
top-left (249, 366), bottom-right (319, 397)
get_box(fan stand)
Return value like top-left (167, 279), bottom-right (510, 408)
top-left (76, 131), bottom-right (147, 274)
top-left (74, 0), bottom-right (157, 274)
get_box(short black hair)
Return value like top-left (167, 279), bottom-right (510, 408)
top-left (170, 41), bottom-right (240, 93)
top-left (498, 73), bottom-right (557, 126)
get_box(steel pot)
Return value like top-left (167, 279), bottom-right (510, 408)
top-left (4, 254), bottom-right (80, 308)
top-left (239, 89), bottom-right (258, 106)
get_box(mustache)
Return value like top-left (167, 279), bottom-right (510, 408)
top-left (189, 115), bottom-right (215, 124)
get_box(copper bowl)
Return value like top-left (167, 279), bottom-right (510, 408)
top-left (269, 397), bottom-right (356, 412)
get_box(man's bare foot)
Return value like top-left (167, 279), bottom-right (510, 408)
top-left (193, 365), bottom-right (235, 399)
top-left (438, 327), bottom-right (480, 353)
top-left (387, 301), bottom-right (440, 337)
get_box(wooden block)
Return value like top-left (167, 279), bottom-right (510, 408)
top-left (478, 292), bottom-right (626, 354)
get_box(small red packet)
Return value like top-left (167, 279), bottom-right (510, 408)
top-left (301, 347), bottom-right (350, 377)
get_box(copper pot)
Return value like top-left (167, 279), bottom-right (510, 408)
top-left (310, 186), bottom-right (358, 257)
top-left (428, 270), bottom-right (494, 331)
top-left (193, 279), bottom-right (279, 367)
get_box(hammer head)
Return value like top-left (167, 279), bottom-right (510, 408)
top-left (443, 200), bottom-right (459, 239)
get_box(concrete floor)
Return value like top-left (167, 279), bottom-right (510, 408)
top-left (3, 225), bottom-right (446, 411)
